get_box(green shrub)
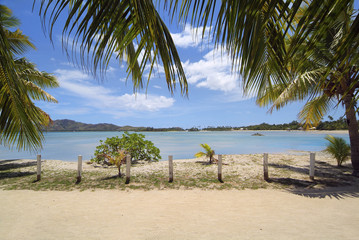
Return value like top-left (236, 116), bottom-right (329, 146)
top-left (91, 132), bottom-right (161, 165)
top-left (324, 135), bottom-right (351, 167)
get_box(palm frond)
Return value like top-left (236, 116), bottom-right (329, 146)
top-left (0, 4), bottom-right (58, 151)
top-left (298, 95), bottom-right (334, 129)
top-left (36, 0), bottom-right (188, 95)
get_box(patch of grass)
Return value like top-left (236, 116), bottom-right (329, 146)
top-left (1, 158), bottom-right (358, 191)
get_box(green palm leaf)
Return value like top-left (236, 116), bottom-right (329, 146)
top-left (36, 0), bottom-right (188, 95)
top-left (0, 5), bottom-right (58, 151)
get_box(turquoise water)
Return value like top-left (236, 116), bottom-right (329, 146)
top-left (0, 131), bottom-right (349, 161)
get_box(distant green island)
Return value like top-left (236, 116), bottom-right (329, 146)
top-left (45, 118), bottom-right (349, 132)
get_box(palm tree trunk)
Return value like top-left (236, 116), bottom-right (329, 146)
top-left (343, 95), bottom-right (359, 177)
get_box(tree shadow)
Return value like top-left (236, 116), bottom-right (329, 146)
top-left (0, 171), bottom-right (36, 180)
top-left (268, 163), bottom-right (309, 175)
top-left (196, 161), bottom-right (212, 165)
top-left (100, 175), bottom-right (122, 180)
top-left (288, 186), bottom-right (359, 199)
top-left (0, 160), bottom-right (37, 171)
top-left (0, 160), bottom-right (37, 180)
top-left (267, 161), bottom-right (359, 199)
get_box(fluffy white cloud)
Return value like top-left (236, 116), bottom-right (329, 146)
top-left (181, 49), bottom-right (252, 101)
top-left (54, 69), bottom-right (175, 116)
top-left (182, 50), bottom-right (239, 91)
top-left (171, 24), bottom-right (209, 48)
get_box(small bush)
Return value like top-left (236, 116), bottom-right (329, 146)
top-left (91, 132), bottom-right (161, 165)
top-left (324, 135), bottom-right (350, 167)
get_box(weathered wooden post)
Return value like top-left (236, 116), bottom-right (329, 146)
top-left (263, 153), bottom-right (269, 181)
top-left (218, 154), bottom-right (223, 183)
top-left (77, 155), bottom-right (82, 183)
top-left (309, 152), bottom-right (315, 180)
top-left (168, 155), bottom-right (173, 183)
top-left (125, 155), bottom-right (131, 184)
top-left (36, 154), bottom-right (41, 181)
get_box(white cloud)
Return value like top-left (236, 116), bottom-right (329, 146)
top-left (181, 49), bottom-right (251, 101)
top-left (171, 24), bottom-right (210, 48)
top-left (54, 69), bottom-right (175, 116)
top-left (183, 50), bottom-right (237, 91)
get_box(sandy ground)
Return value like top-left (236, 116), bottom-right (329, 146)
top-left (1, 188), bottom-right (359, 240)
top-left (1, 151), bottom-right (359, 239)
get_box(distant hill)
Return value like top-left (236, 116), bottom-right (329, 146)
top-left (45, 119), bottom-right (185, 132)
top-left (45, 119), bottom-right (121, 131)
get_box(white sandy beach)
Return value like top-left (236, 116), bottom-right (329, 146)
top-left (1, 151), bottom-right (359, 239)
top-left (1, 188), bottom-right (359, 240)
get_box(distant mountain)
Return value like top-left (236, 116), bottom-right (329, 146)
top-left (45, 119), bottom-right (121, 131)
top-left (45, 119), bottom-right (185, 132)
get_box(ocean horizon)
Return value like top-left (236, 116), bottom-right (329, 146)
top-left (0, 130), bottom-right (350, 161)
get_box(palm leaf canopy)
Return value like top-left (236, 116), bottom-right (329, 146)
top-left (35, 0), bottom-right (359, 100)
top-left (255, 2), bottom-right (359, 128)
top-left (163, 0), bottom-right (359, 96)
top-left (0, 5), bottom-right (58, 151)
top-left (35, 0), bottom-right (188, 95)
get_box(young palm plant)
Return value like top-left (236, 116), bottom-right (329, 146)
top-left (325, 135), bottom-right (351, 167)
top-left (195, 144), bottom-right (215, 164)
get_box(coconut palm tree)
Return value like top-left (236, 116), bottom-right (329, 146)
top-left (325, 135), bottom-right (351, 167)
top-left (256, 3), bottom-right (359, 175)
top-left (195, 143), bottom-right (215, 164)
top-left (0, 5), bottom-right (59, 151)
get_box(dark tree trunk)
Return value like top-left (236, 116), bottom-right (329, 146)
top-left (343, 94), bottom-right (359, 177)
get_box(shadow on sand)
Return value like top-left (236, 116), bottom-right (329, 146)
top-left (0, 159), bottom-right (37, 180)
top-left (267, 161), bottom-right (359, 199)
top-left (287, 186), bottom-right (359, 199)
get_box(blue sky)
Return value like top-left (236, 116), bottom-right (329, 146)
top-left (4, 0), bottom-right (353, 128)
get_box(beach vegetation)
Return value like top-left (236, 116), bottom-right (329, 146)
top-left (91, 132), bottom-right (161, 167)
top-left (255, 3), bottom-right (359, 176)
top-left (325, 135), bottom-right (351, 167)
top-left (195, 144), bottom-right (215, 164)
top-left (0, 5), bottom-right (59, 151)
top-left (1, 153), bottom-right (358, 191)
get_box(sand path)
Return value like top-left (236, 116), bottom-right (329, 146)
top-left (1, 189), bottom-right (359, 240)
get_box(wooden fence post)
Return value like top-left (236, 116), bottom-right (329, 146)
top-left (218, 154), bottom-right (223, 183)
top-left (309, 152), bottom-right (315, 180)
top-left (37, 154), bottom-right (41, 181)
top-left (77, 155), bottom-right (82, 183)
top-left (125, 155), bottom-right (131, 184)
top-left (263, 153), bottom-right (269, 181)
top-left (169, 155), bottom-right (173, 183)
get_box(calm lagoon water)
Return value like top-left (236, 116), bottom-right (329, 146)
top-left (0, 131), bottom-right (349, 161)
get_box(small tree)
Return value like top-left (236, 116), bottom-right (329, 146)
top-left (195, 143), bottom-right (215, 164)
top-left (108, 150), bottom-right (126, 177)
top-left (325, 135), bottom-right (351, 167)
top-left (91, 132), bottom-right (161, 169)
